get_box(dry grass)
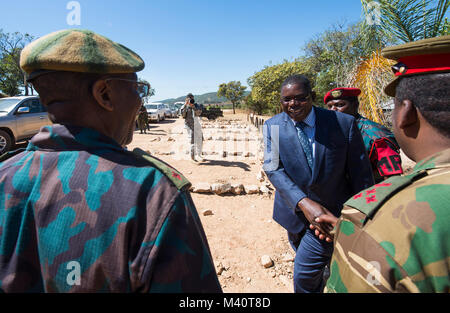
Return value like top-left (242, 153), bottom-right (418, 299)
top-left (347, 50), bottom-right (395, 125)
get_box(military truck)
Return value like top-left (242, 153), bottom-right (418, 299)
top-left (201, 107), bottom-right (223, 120)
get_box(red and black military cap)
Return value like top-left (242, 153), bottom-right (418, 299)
top-left (382, 35), bottom-right (450, 97)
top-left (323, 87), bottom-right (361, 104)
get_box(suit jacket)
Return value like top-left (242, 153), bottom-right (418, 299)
top-left (263, 106), bottom-right (374, 234)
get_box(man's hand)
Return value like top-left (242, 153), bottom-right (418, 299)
top-left (297, 198), bottom-right (335, 238)
top-left (309, 214), bottom-right (338, 242)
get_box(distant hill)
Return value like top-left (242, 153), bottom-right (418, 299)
top-left (158, 91), bottom-right (250, 106)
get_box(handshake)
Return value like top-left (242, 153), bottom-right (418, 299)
top-left (298, 198), bottom-right (339, 243)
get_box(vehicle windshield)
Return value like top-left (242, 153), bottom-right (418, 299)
top-left (145, 104), bottom-right (158, 110)
top-left (0, 98), bottom-right (21, 113)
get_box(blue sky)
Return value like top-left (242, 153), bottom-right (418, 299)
top-left (2, 0), bottom-right (364, 101)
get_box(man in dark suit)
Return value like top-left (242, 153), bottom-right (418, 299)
top-left (263, 75), bottom-right (374, 293)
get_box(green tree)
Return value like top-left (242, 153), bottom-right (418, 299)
top-left (217, 81), bottom-right (247, 114)
top-left (138, 77), bottom-right (155, 104)
top-left (247, 59), bottom-right (315, 114)
top-left (302, 21), bottom-right (395, 101)
top-left (244, 93), bottom-right (268, 115)
top-left (0, 30), bottom-right (34, 96)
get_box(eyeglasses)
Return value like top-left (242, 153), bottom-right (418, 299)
top-left (282, 94), bottom-right (311, 104)
top-left (104, 78), bottom-right (151, 98)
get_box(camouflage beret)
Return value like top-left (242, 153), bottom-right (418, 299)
top-left (20, 29), bottom-right (145, 80)
top-left (382, 35), bottom-right (450, 96)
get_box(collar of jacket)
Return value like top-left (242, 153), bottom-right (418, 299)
top-left (26, 124), bottom-right (125, 153)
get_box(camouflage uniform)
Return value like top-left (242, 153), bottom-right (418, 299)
top-left (325, 148), bottom-right (450, 293)
top-left (355, 114), bottom-right (402, 183)
top-left (0, 124), bottom-right (222, 292)
top-left (137, 106), bottom-right (148, 134)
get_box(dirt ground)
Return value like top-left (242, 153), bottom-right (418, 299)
top-left (126, 110), bottom-right (416, 293)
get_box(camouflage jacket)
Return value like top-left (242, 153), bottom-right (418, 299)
top-left (355, 114), bottom-right (399, 153)
top-left (325, 148), bottom-right (450, 293)
top-left (0, 124), bottom-right (221, 293)
top-left (356, 114), bottom-right (401, 182)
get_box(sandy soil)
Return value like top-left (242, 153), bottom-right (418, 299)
top-left (126, 110), bottom-right (416, 293)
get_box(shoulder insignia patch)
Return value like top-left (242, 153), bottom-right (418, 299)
top-left (345, 170), bottom-right (428, 220)
top-left (132, 148), bottom-right (191, 191)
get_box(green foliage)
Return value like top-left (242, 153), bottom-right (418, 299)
top-left (361, 0), bottom-right (450, 43)
top-left (217, 81), bottom-right (247, 114)
top-left (247, 59), bottom-right (316, 115)
top-left (243, 93), bottom-right (268, 115)
top-left (138, 77), bottom-right (155, 104)
top-left (302, 21), bottom-right (394, 101)
top-left (0, 30), bottom-right (34, 96)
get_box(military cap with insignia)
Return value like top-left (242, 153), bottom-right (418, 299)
top-left (323, 87), bottom-right (361, 104)
top-left (382, 35), bottom-right (450, 96)
top-left (20, 29), bottom-right (145, 81)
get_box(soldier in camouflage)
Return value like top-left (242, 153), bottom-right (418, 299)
top-left (0, 29), bottom-right (222, 293)
top-left (325, 87), bottom-right (403, 183)
top-left (137, 104), bottom-right (149, 134)
top-left (312, 35), bottom-right (450, 293)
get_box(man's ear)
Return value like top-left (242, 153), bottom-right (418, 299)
top-left (310, 91), bottom-right (317, 102)
top-left (92, 80), bottom-right (114, 112)
top-left (396, 99), bottom-right (418, 129)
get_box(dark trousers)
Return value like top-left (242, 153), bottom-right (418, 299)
top-left (288, 229), bottom-right (333, 293)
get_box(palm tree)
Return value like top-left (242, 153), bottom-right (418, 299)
top-left (350, 0), bottom-right (449, 125)
top-left (361, 0), bottom-right (450, 43)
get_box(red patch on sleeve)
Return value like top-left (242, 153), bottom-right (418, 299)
top-left (172, 171), bottom-right (182, 180)
top-left (366, 189), bottom-right (376, 195)
top-left (375, 182), bottom-right (392, 187)
top-left (353, 193), bottom-right (362, 199)
top-left (366, 195), bottom-right (377, 203)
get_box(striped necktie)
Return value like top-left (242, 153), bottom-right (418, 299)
top-left (295, 121), bottom-right (313, 170)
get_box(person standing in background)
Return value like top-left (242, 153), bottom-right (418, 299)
top-left (181, 93), bottom-right (204, 162)
top-left (325, 87), bottom-right (403, 183)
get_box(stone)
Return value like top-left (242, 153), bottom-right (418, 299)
top-left (259, 185), bottom-right (270, 194)
top-left (256, 170), bottom-right (265, 182)
top-left (282, 253), bottom-right (295, 263)
top-left (211, 183), bottom-right (232, 195)
top-left (261, 255), bottom-right (274, 268)
top-left (230, 183), bottom-right (244, 195)
top-left (202, 209), bottom-right (214, 216)
top-left (245, 185), bottom-right (260, 195)
top-left (191, 183), bottom-right (211, 193)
